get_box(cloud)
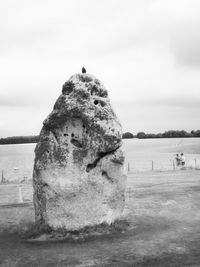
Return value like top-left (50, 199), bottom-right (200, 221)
top-left (0, 91), bottom-right (52, 107)
top-left (135, 96), bottom-right (200, 108)
top-left (170, 19), bottom-right (200, 67)
top-left (0, 106), bottom-right (49, 137)
top-left (0, 0), bottom-right (168, 58)
top-left (0, 0), bottom-right (200, 136)
top-left (113, 97), bottom-right (200, 134)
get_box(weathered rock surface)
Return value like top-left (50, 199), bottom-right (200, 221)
top-left (33, 73), bottom-right (126, 231)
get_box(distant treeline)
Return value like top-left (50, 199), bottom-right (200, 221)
top-left (0, 135), bottom-right (39, 145)
top-left (0, 130), bottom-right (200, 144)
top-left (123, 130), bottom-right (200, 139)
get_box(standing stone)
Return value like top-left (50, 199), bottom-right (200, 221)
top-left (33, 73), bottom-right (126, 231)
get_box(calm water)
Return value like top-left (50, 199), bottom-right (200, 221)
top-left (0, 138), bottom-right (200, 182)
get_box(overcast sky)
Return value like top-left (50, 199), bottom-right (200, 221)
top-left (0, 0), bottom-right (200, 137)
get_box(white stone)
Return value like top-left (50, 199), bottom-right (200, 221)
top-left (33, 73), bottom-right (126, 231)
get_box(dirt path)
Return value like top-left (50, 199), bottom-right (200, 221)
top-left (0, 170), bottom-right (200, 266)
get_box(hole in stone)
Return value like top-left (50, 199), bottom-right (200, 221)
top-left (63, 133), bottom-right (68, 136)
top-left (94, 100), bottom-right (99, 105)
top-left (95, 79), bottom-right (100, 85)
top-left (102, 171), bottom-right (114, 183)
top-left (62, 81), bottom-right (74, 95)
top-left (80, 75), bottom-right (92, 83)
top-left (90, 85), bottom-right (99, 96)
top-left (86, 163), bottom-right (93, 172)
top-left (71, 139), bottom-right (83, 148)
top-left (83, 124), bottom-right (85, 128)
top-left (71, 133), bottom-right (74, 137)
top-left (100, 101), bottom-right (106, 107)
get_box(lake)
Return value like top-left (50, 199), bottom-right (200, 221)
top-left (0, 138), bottom-right (200, 182)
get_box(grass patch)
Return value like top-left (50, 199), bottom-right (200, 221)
top-left (21, 219), bottom-right (131, 242)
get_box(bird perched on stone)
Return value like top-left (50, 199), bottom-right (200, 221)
top-left (82, 67), bottom-right (86, 74)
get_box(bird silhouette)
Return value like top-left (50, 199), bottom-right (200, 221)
top-left (82, 67), bottom-right (86, 74)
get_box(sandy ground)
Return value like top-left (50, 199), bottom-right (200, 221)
top-left (0, 170), bottom-right (200, 266)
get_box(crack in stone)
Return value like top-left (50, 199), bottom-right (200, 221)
top-left (102, 171), bottom-right (114, 183)
top-left (86, 146), bottom-right (120, 172)
top-left (70, 139), bottom-right (83, 148)
top-left (111, 158), bottom-right (124, 165)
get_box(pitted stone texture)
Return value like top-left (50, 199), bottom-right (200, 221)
top-left (33, 73), bottom-right (126, 231)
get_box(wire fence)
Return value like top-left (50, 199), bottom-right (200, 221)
top-left (126, 158), bottom-right (200, 173)
top-left (0, 183), bottom-right (33, 206)
top-left (0, 157), bottom-right (200, 206)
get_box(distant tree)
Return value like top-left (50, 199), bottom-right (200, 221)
top-left (192, 130), bottom-right (200, 137)
top-left (122, 132), bottom-right (134, 139)
top-left (179, 130), bottom-right (188, 137)
top-left (162, 130), bottom-right (191, 138)
top-left (156, 133), bottom-right (163, 138)
top-left (1, 129), bottom-right (200, 144)
top-left (146, 133), bottom-right (156, 138)
top-left (0, 135), bottom-right (39, 145)
top-left (136, 132), bottom-right (146, 139)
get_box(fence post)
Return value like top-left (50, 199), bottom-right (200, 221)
top-left (151, 160), bottom-right (154, 171)
top-left (128, 187), bottom-right (131, 199)
top-left (195, 159), bottom-right (197, 169)
top-left (18, 185), bottom-right (23, 204)
top-left (173, 160), bottom-right (175, 170)
top-left (1, 170), bottom-right (5, 183)
top-left (128, 162), bottom-right (130, 173)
